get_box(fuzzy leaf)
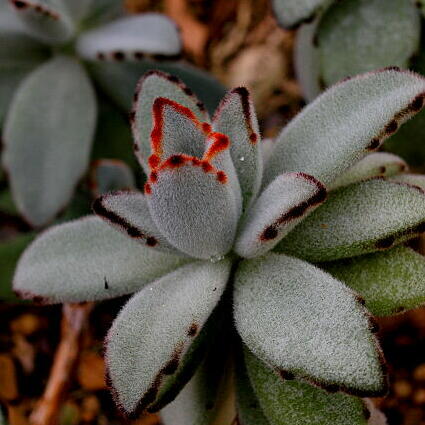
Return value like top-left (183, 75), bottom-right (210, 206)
top-left (76, 14), bottom-right (181, 62)
top-left (294, 19), bottom-right (321, 102)
top-left (317, 0), bottom-right (420, 86)
top-left (2, 56), bottom-right (97, 227)
top-left (106, 259), bottom-right (231, 416)
top-left (64, 0), bottom-right (123, 26)
top-left (324, 246), bottom-right (425, 317)
top-left (132, 70), bottom-right (208, 172)
top-left (245, 349), bottom-right (370, 425)
top-left (263, 69), bottom-right (425, 187)
top-left (276, 179), bottom-right (425, 261)
top-left (234, 254), bottom-right (386, 395)
top-left (93, 191), bottom-right (184, 255)
top-left (89, 159), bottom-right (135, 197)
top-left (329, 152), bottom-right (407, 190)
top-left (272, 0), bottom-right (330, 29)
top-left (7, 0), bottom-right (74, 43)
top-left (235, 172), bottom-right (326, 258)
top-left (87, 60), bottom-right (226, 115)
top-left (13, 216), bottom-right (188, 303)
top-left (213, 87), bottom-right (262, 209)
top-left (389, 173), bottom-right (425, 190)
top-left (160, 332), bottom-right (229, 425)
top-left (146, 159), bottom-right (238, 259)
top-left (235, 354), bottom-right (270, 425)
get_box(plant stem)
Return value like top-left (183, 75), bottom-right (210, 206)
top-left (29, 302), bottom-right (93, 425)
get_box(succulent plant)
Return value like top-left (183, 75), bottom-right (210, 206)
top-left (12, 67), bottom-right (425, 424)
top-left (0, 0), bottom-right (225, 228)
top-left (272, 0), bottom-right (425, 168)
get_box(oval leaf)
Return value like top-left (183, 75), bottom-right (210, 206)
top-left (106, 259), bottom-right (231, 416)
top-left (8, 0), bottom-right (74, 43)
top-left (235, 172), bottom-right (326, 258)
top-left (245, 349), bottom-right (370, 425)
top-left (76, 14), bottom-right (181, 61)
top-left (277, 179), bottom-right (425, 261)
top-left (234, 254), bottom-right (386, 395)
top-left (324, 246), bottom-right (425, 316)
top-left (263, 69), bottom-right (425, 187)
top-left (317, 0), bottom-right (420, 86)
top-left (13, 216), bottom-right (188, 303)
top-left (2, 56), bottom-right (97, 227)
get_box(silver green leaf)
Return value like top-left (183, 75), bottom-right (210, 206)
top-left (63, 0), bottom-right (123, 26)
top-left (234, 254), bottom-right (386, 395)
top-left (329, 152), bottom-right (407, 190)
top-left (245, 349), bottom-right (370, 425)
top-left (76, 14), bottom-right (181, 62)
top-left (89, 159), bottom-right (135, 197)
top-left (294, 19), bottom-right (321, 102)
top-left (147, 160), bottom-right (238, 259)
top-left (132, 70), bottom-right (208, 172)
top-left (13, 216), bottom-right (188, 303)
top-left (389, 173), bottom-right (425, 190)
top-left (317, 0), bottom-right (420, 86)
top-left (93, 191), bottom-right (185, 255)
top-left (7, 0), bottom-right (74, 44)
top-left (263, 69), bottom-right (425, 187)
top-left (2, 56), bottom-right (97, 227)
top-left (324, 246), bottom-right (425, 317)
top-left (277, 179), bottom-right (425, 262)
top-left (235, 172), bottom-right (326, 259)
top-left (213, 87), bottom-right (262, 210)
top-left (272, 0), bottom-right (330, 29)
top-left (106, 259), bottom-right (231, 416)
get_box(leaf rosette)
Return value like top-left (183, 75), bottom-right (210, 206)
top-left (13, 67), bottom-right (425, 424)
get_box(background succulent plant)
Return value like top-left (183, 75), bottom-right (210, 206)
top-left (272, 0), bottom-right (425, 169)
top-left (12, 67), bottom-right (425, 424)
top-left (0, 0), bottom-right (226, 229)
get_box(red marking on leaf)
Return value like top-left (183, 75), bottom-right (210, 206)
top-left (203, 133), bottom-right (230, 161)
top-left (11, 0), bottom-right (28, 9)
top-left (144, 183), bottom-right (152, 195)
top-left (202, 122), bottom-right (212, 134)
top-left (148, 154), bottom-right (160, 170)
top-left (162, 154), bottom-right (186, 169)
top-left (150, 171), bottom-right (158, 183)
top-left (249, 133), bottom-right (258, 144)
top-left (216, 171), bottom-right (228, 184)
top-left (191, 158), bottom-right (201, 166)
top-left (150, 97), bottom-right (205, 165)
top-left (201, 161), bottom-right (213, 173)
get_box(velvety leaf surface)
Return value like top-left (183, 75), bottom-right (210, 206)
top-left (263, 69), bottom-right (425, 187)
top-left (89, 159), bottom-right (135, 197)
top-left (76, 14), bottom-right (181, 61)
top-left (389, 173), bottom-right (425, 190)
top-left (132, 70), bottom-right (208, 172)
top-left (7, 0), bottom-right (74, 43)
top-left (272, 0), bottom-right (330, 29)
top-left (87, 60), bottom-right (226, 115)
top-left (317, 0), bottom-right (420, 86)
top-left (235, 172), bottom-right (326, 258)
top-left (147, 160), bottom-right (238, 259)
top-left (0, 233), bottom-right (34, 301)
top-left (13, 216), bottom-right (189, 303)
top-left (213, 87), bottom-right (262, 209)
top-left (294, 19), bottom-right (321, 102)
top-left (64, 0), bottom-right (123, 26)
top-left (324, 246), bottom-right (425, 316)
top-left (277, 179), bottom-right (425, 261)
top-left (234, 254), bottom-right (385, 395)
top-left (2, 56), bottom-right (97, 227)
top-left (329, 152), bottom-right (407, 190)
top-left (245, 349), bottom-right (370, 425)
top-left (160, 333), bottom-right (229, 425)
top-left (106, 260), bottom-right (231, 416)
top-left (235, 355), bottom-right (270, 425)
top-left (93, 191), bottom-right (184, 255)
